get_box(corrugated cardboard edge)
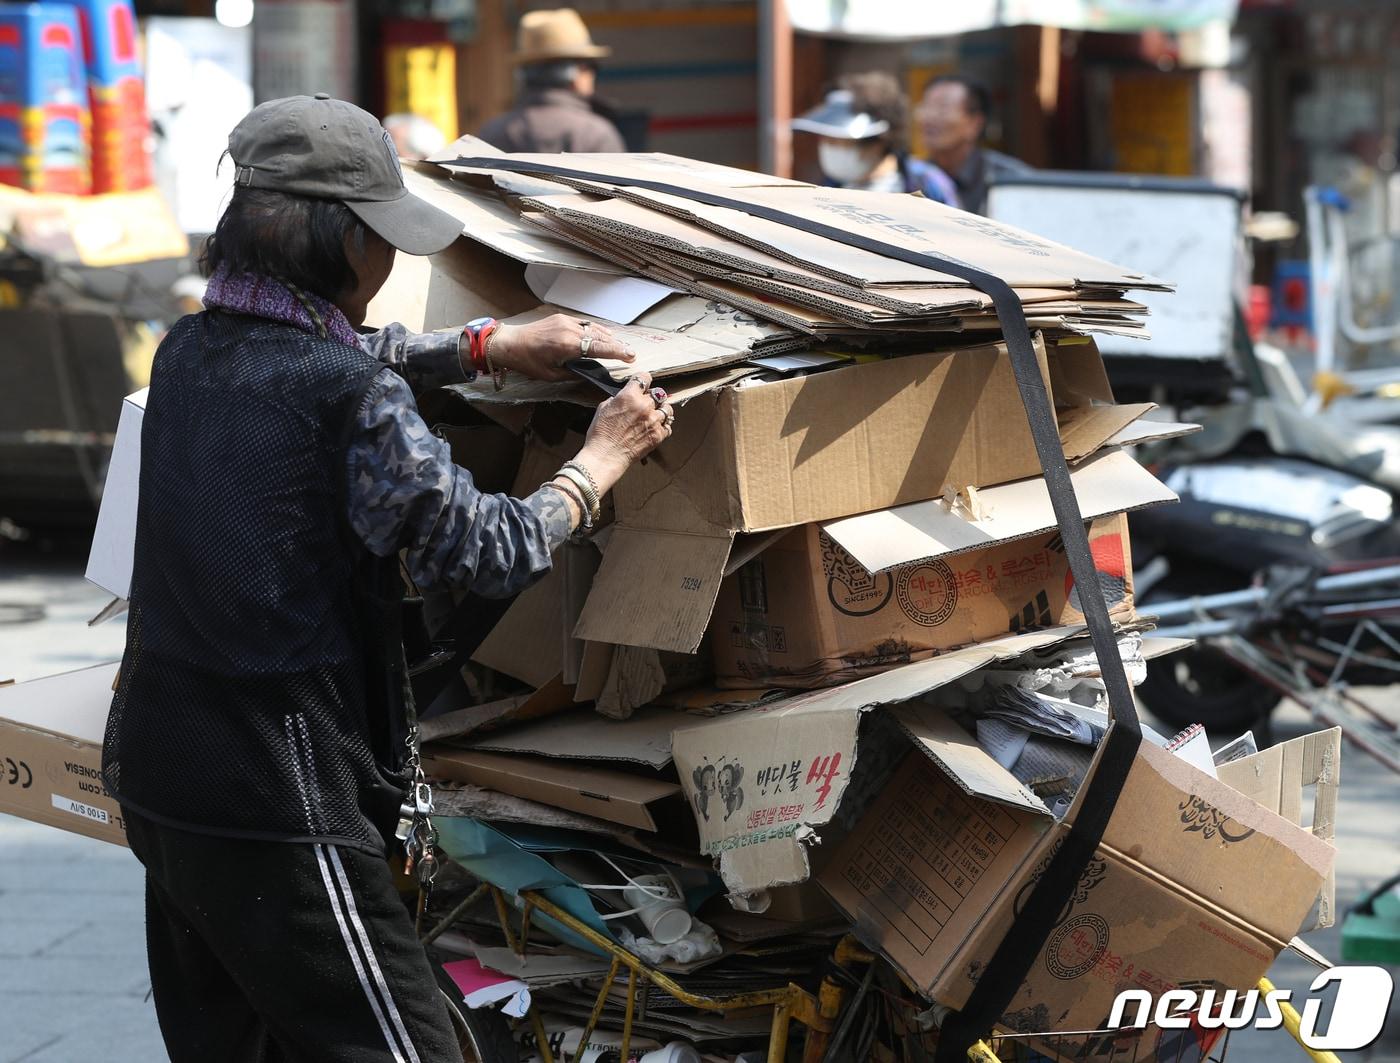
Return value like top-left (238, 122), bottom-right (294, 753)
top-left (1217, 727), bottom-right (1341, 930)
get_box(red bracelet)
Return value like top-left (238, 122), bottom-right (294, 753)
top-left (462, 317), bottom-right (499, 376)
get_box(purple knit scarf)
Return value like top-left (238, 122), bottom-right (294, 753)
top-left (202, 267), bottom-right (362, 349)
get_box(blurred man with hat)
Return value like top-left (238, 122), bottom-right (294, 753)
top-left (479, 8), bottom-right (626, 154)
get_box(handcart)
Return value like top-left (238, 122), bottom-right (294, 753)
top-left (413, 850), bottom-right (1346, 1063)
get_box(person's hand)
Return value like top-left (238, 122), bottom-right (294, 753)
top-left (572, 373), bottom-right (674, 495)
top-left (489, 314), bottom-right (635, 382)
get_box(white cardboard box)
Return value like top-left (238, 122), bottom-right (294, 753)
top-left (85, 388), bottom-right (148, 600)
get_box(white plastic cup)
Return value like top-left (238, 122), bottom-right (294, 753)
top-left (639, 1042), bottom-right (702, 1063)
top-left (623, 874), bottom-right (691, 944)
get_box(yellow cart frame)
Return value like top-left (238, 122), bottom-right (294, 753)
top-left (419, 879), bottom-right (1344, 1063)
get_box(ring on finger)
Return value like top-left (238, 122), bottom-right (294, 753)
top-left (580, 333), bottom-right (593, 356)
top-left (649, 386), bottom-right (668, 409)
top-left (661, 408), bottom-right (675, 428)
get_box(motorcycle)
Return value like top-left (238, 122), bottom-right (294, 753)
top-left (1130, 386), bottom-right (1400, 771)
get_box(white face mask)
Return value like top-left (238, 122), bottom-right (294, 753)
top-left (819, 140), bottom-right (879, 186)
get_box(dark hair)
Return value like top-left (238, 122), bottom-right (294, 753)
top-left (522, 58), bottom-right (596, 91)
top-left (200, 180), bottom-right (369, 303)
top-left (927, 75), bottom-right (991, 121)
top-left (839, 71), bottom-right (909, 154)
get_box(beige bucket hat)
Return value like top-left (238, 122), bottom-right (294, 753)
top-left (511, 8), bottom-right (610, 65)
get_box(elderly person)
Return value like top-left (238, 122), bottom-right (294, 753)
top-left (793, 72), bottom-right (957, 205)
top-left (917, 75), bottom-right (1031, 215)
top-left (478, 7), bottom-right (625, 154)
top-left (101, 94), bottom-right (671, 1063)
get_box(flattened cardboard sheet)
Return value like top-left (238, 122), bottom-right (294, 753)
top-left (420, 748), bottom-right (681, 831)
top-left (821, 449), bottom-right (1176, 574)
top-left (403, 163), bottom-right (618, 274)
top-left (574, 526), bottom-right (735, 653)
top-left (727, 184), bottom-right (1170, 292)
top-left (469, 706), bottom-right (681, 769)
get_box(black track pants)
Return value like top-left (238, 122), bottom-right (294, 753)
top-left (124, 810), bottom-right (464, 1063)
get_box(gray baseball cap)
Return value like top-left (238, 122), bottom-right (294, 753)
top-left (228, 93), bottom-right (462, 256)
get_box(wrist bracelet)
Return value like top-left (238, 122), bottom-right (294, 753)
top-left (483, 329), bottom-right (507, 392)
top-left (462, 317), bottom-right (499, 376)
top-left (543, 479), bottom-right (591, 530)
top-left (561, 460), bottom-right (601, 500)
top-left (555, 465), bottom-right (601, 526)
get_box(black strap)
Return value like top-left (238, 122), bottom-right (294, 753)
top-left (446, 157), bottom-right (1143, 1055)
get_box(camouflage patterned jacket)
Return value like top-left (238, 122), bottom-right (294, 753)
top-left (203, 270), bottom-right (571, 597)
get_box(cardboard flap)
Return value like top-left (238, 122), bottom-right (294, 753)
top-left (1049, 340), bottom-right (1117, 403)
top-left (892, 703), bottom-right (1052, 816)
top-left (1057, 402), bottom-right (1155, 462)
top-left (473, 566), bottom-right (566, 688)
top-left (420, 748), bottom-right (681, 831)
top-left (1140, 636), bottom-right (1194, 660)
top-left (1083, 737), bottom-right (1336, 943)
top-left (821, 449), bottom-right (1176, 573)
top-left (469, 706), bottom-right (680, 768)
top-left (574, 526), bottom-right (734, 652)
top-left (1217, 727), bottom-right (1342, 930)
top-left (1105, 418), bottom-right (1202, 449)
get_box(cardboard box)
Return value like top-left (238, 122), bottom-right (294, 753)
top-left (612, 335), bottom-right (1143, 538)
top-left (712, 515), bottom-right (1133, 689)
top-left (0, 663), bottom-right (127, 846)
top-left (817, 712), bottom-right (1334, 1060)
top-left (580, 447), bottom-right (1173, 658)
top-left (84, 387), bottom-right (147, 600)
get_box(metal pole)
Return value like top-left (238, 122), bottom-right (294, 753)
top-left (758, 0), bottom-right (793, 177)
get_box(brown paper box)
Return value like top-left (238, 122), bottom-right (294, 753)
top-left (711, 516), bottom-right (1133, 689)
top-left (0, 663), bottom-right (127, 846)
top-left (614, 335), bottom-right (1101, 538)
top-left (819, 727), bottom-right (1334, 1060)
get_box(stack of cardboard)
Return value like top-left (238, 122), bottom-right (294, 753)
top-left (364, 148), bottom-right (1338, 1058)
top-left (0, 147), bottom-right (1341, 1062)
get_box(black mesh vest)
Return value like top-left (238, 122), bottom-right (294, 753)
top-left (103, 310), bottom-right (412, 853)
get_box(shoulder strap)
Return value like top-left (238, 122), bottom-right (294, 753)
top-left (446, 157), bottom-right (1143, 1058)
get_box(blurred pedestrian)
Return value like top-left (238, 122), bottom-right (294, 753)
top-left (382, 112), bottom-right (447, 161)
top-left (478, 8), bottom-right (625, 154)
top-left (917, 75), bottom-right (1030, 215)
top-left (793, 73), bottom-right (957, 204)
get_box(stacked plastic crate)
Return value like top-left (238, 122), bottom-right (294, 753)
top-left (0, 3), bottom-right (90, 193)
top-left (69, 0), bottom-right (149, 192)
